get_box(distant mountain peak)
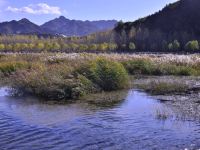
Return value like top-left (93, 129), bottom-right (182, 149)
top-left (19, 18), bottom-right (31, 23)
top-left (0, 18), bottom-right (44, 34)
top-left (41, 17), bottom-right (117, 36)
top-left (58, 16), bottom-right (67, 20)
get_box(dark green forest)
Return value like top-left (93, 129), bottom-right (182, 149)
top-left (114, 0), bottom-right (200, 52)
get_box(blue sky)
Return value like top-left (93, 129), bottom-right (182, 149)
top-left (0, 0), bottom-right (177, 25)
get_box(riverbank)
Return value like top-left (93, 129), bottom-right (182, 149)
top-left (134, 76), bottom-right (200, 120)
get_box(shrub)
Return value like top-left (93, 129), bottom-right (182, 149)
top-left (173, 40), bottom-right (180, 50)
top-left (108, 43), bottom-right (118, 50)
top-left (158, 64), bottom-right (197, 76)
top-left (168, 40), bottom-right (180, 51)
top-left (10, 66), bottom-right (81, 100)
top-left (35, 43), bottom-right (45, 51)
top-left (168, 43), bottom-right (173, 51)
top-left (129, 42), bottom-right (136, 50)
top-left (98, 43), bottom-right (109, 51)
top-left (122, 59), bottom-right (199, 76)
top-left (138, 80), bottom-right (189, 95)
top-left (0, 61), bottom-right (30, 74)
top-left (80, 58), bottom-right (129, 91)
top-left (89, 44), bottom-right (98, 51)
top-left (185, 40), bottom-right (199, 51)
top-left (79, 44), bottom-right (89, 51)
top-left (0, 44), bottom-right (5, 51)
top-left (122, 59), bottom-right (156, 75)
top-left (52, 42), bottom-right (61, 51)
top-left (75, 74), bottom-right (99, 97)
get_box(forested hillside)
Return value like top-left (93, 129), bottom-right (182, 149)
top-left (114, 0), bottom-right (200, 51)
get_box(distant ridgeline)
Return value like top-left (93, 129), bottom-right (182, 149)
top-left (0, 16), bottom-right (117, 37)
top-left (113, 0), bottom-right (200, 51)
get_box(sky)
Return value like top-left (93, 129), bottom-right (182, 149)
top-left (0, 0), bottom-right (178, 25)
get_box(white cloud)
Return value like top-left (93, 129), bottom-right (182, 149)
top-left (6, 3), bottom-right (62, 15)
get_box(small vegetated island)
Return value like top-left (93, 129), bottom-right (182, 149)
top-left (0, 0), bottom-right (200, 101)
top-left (1, 53), bottom-right (200, 101)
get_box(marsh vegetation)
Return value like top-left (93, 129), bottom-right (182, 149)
top-left (0, 53), bottom-right (199, 100)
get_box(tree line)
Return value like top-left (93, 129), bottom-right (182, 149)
top-left (0, 35), bottom-right (118, 52)
top-left (0, 34), bottom-right (199, 52)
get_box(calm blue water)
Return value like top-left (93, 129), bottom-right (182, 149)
top-left (0, 88), bottom-right (199, 150)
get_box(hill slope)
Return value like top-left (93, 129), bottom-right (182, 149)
top-left (0, 19), bottom-right (44, 34)
top-left (114, 0), bottom-right (200, 51)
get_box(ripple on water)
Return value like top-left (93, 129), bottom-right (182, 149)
top-left (0, 88), bottom-right (200, 149)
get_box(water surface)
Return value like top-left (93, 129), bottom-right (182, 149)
top-left (0, 88), bottom-right (200, 150)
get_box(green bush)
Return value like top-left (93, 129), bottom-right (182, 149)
top-left (168, 40), bottom-right (180, 51)
top-left (0, 61), bottom-right (30, 74)
top-left (129, 42), bottom-right (136, 50)
top-left (138, 80), bottom-right (189, 95)
top-left (122, 59), bottom-right (156, 75)
top-left (158, 64), bottom-right (197, 76)
top-left (185, 40), bottom-right (199, 51)
top-left (10, 66), bottom-right (82, 100)
top-left (80, 58), bottom-right (129, 91)
top-left (0, 44), bottom-right (5, 51)
top-left (173, 40), bottom-right (180, 50)
top-left (122, 59), bottom-right (199, 76)
top-left (76, 74), bottom-right (99, 96)
top-left (168, 43), bottom-right (173, 51)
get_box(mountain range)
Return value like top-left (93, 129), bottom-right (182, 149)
top-left (0, 16), bottom-right (117, 36)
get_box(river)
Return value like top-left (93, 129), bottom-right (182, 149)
top-left (0, 88), bottom-right (200, 150)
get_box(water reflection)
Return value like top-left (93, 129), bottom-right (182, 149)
top-left (0, 88), bottom-right (129, 126)
top-left (0, 88), bottom-right (200, 149)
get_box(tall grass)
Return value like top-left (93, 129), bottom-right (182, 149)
top-left (7, 56), bottom-right (129, 100)
top-left (122, 59), bottom-right (200, 76)
top-left (0, 53), bottom-right (199, 100)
